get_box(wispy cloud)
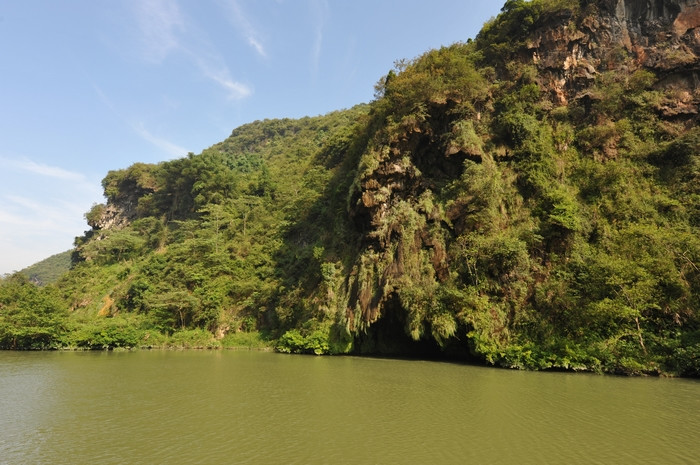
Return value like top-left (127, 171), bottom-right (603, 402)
top-left (133, 0), bottom-right (185, 63)
top-left (92, 85), bottom-right (193, 156)
top-left (222, 0), bottom-right (267, 58)
top-left (92, 84), bottom-right (119, 114)
top-left (0, 205), bottom-right (35, 228)
top-left (129, 0), bottom-right (252, 99)
top-left (132, 122), bottom-right (189, 157)
top-left (248, 37), bottom-right (266, 57)
top-left (6, 195), bottom-right (50, 214)
top-left (3, 194), bottom-right (90, 225)
top-left (0, 193), bottom-right (98, 274)
top-left (0, 158), bottom-right (104, 274)
top-left (207, 70), bottom-right (252, 100)
top-left (190, 52), bottom-right (252, 100)
top-left (2, 195), bottom-right (83, 231)
top-left (310, 0), bottom-right (329, 79)
top-left (1, 157), bottom-right (87, 182)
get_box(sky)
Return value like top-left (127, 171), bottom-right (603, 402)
top-left (0, 0), bottom-right (504, 275)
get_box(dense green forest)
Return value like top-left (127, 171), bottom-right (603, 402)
top-left (19, 251), bottom-right (72, 286)
top-left (1, 0), bottom-right (699, 376)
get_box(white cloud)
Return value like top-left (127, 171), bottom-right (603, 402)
top-left (92, 84), bottom-right (119, 114)
top-left (92, 85), bottom-right (192, 155)
top-left (0, 196), bottom-right (87, 274)
top-left (129, 0), bottom-right (253, 100)
top-left (310, 0), bottom-right (329, 79)
top-left (133, 0), bottom-right (185, 63)
top-left (0, 159), bottom-right (103, 274)
top-left (248, 37), bottom-right (266, 57)
top-left (4, 195), bottom-right (47, 215)
top-left (223, 0), bottom-right (267, 57)
top-left (0, 207), bottom-right (34, 228)
top-left (192, 54), bottom-right (252, 100)
top-left (2, 157), bottom-right (86, 182)
top-left (132, 122), bottom-right (189, 157)
top-left (1, 195), bottom-right (88, 234)
top-left (211, 73), bottom-right (253, 100)
top-left (199, 58), bottom-right (252, 100)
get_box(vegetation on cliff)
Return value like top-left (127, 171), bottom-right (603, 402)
top-left (19, 250), bottom-right (72, 286)
top-left (2, 0), bottom-right (699, 375)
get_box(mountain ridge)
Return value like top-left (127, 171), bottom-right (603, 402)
top-left (2, 0), bottom-right (699, 376)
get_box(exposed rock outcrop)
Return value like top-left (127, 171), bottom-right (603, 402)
top-left (87, 164), bottom-right (158, 231)
top-left (528, 0), bottom-right (700, 108)
top-left (91, 200), bottom-right (140, 231)
top-left (346, 105), bottom-right (461, 328)
top-left (344, 0), bottom-right (700, 334)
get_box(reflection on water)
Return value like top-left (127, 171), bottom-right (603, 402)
top-left (0, 350), bottom-right (698, 464)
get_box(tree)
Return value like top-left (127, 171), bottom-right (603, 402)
top-left (0, 274), bottom-right (68, 349)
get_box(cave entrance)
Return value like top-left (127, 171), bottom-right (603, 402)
top-left (352, 293), bottom-right (472, 361)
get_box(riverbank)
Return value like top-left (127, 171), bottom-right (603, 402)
top-left (2, 316), bottom-right (695, 377)
top-left (54, 328), bottom-right (275, 352)
top-left (46, 333), bottom-right (687, 378)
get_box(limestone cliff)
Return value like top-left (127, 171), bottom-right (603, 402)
top-left (88, 198), bottom-right (141, 231)
top-left (85, 163), bottom-right (159, 231)
top-left (528, 0), bottom-right (700, 112)
top-left (339, 0), bottom-right (700, 353)
top-left (59, 0), bottom-right (700, 374)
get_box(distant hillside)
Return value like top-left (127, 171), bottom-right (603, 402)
top-left (20, 250), bottom-right (72, 286)
top-left (1, 0), bottom-right (699, 376)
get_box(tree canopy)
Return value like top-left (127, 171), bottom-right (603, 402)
top-left (4, 0), bottom-right (699, 376)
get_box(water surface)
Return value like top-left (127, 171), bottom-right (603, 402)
top-left (1, 350), bottom-right (698, 464)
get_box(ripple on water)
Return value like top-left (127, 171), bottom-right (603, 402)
top-left (0, 351), bottom-right (698, 465)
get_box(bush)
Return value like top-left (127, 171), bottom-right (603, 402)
top-left (221, 331), bottom-right (272, 350)
top-left (0, 274), bottom-right (68, 349)
top-left (276, 327), bottom-right (330, 355)
top-left (61, 317), bottom-right (149, 349)
top-left (166, 329), bottom-right (220, 349)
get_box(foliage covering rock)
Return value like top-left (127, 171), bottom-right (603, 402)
top-left (3, 0), bottom-right (700, 376)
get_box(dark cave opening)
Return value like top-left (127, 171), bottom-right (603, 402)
top-left (351, 293), bottom-right (475, 362)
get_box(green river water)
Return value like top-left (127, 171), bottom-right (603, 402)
top-left (0, 350), bottom-right (698, 464)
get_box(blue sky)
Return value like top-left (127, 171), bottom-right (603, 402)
top-left (0, 0), bottom-right (503, 274)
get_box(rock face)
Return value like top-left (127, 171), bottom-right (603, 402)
top-left (90, 187), bottom-right (152, 231)
top-left (346, 107), bottom-right (460, 328)
top-left (92, 201), bottom-right (138, 230)
top-left (343, 0), bottom-right (700, 335)
top-left (529, 0), bottom-right (700, 108)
